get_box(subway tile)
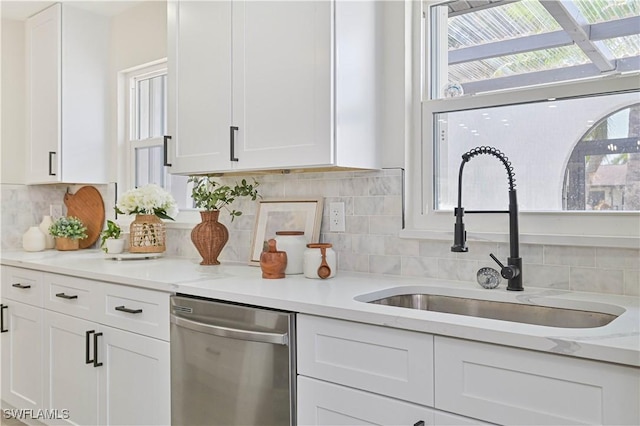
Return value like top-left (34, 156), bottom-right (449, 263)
top-left (384, 236), bottom-right (419, 256)
top-left (624, 269), bottom-right (640, 297)
top-left (457, 241), bottom-right (499, 262)
top-left (338, 251), bottom-right (369, 273)
top-left (570, 267), bottom-right (624, 294)
top-left (369, 176), bottom-right (402, 196)
top-left (497, 243), bottom-right (543, 264)
top-left (346, 215), bottom-right (369, 234)
top-left (419, 240), bottom-right (457, 259)
top-left (543, 246), bottom-right (596, 267)
top-left (401, 256), bottom-right (439, 278)
top-left (369, 255), bottom-right (401, 275)
top-left (354, 196), bottom-right (385, 215)
top-left (595, 247), bottom-right (640, 270)
top-left (383, 196), bottom-right (403, 216)
top-left (369, 216), bottom-right (401, 235)
top-left (523, 264), bottom-right (570, 290)
top-left (352, 234), bottom-right (386, 255)
top-left (437, 258), bottom-right (480, 283)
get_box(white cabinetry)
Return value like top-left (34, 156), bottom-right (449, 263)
top-left (435, 336), bottom-right (640, 425)
top-left (0, 267), bottom-right (44, 411)
top-left (168, 0), bottom-right (380, 175)
top-left (25, 3), bottom-right (108, 184)
top-left (297, 314), bottom-right (640, 426)
top-left (0, 266), bottom-right (170, 426)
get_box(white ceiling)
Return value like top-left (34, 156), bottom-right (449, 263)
top-left (1, 0), bottom-right (143, 21)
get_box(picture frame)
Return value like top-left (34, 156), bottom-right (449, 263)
top-left (249, 198), bottom-right (324, 265)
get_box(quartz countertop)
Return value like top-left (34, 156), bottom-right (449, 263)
top-left (2, 250), bottom-right (639, 367)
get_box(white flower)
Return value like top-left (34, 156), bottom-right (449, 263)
top-left (116, 184), bottom-right (178, 220)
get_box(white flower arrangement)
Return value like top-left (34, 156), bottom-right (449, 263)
top-left (115, 184), bottom-right (178, 220)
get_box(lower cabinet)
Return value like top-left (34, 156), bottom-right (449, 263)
top-left (297, 314), bottom-right (640, 426)
top-left (298, 376), bottom-right (435, 426)
top-left (0, 299), bottom-right (44, 412)
top-left (43, 310), bottom-right (170, 426)
top-left (0, 266), bottom-right (170, 426)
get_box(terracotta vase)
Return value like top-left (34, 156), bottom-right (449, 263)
top-left (191, 211), bottom-right (229, 265)
top-left (130, 214), bottom-right (166, 253)
top-left (55, 237), bottom-right (79, 251)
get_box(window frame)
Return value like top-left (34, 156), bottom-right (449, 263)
top-left (401, 1), bottom-right (640, 249)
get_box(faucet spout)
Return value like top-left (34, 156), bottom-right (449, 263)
top-left (451, 146), bottom-right (523, 291)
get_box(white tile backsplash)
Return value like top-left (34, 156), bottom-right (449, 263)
top-left (2, 170), bottom-right (639, 297)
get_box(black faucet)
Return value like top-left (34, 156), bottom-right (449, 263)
top-left (451, 146), bottom-right (523, 291)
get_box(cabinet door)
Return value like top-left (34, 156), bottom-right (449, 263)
top-left (435, 336), bottom-right (640, 425)
top-left (298, 376), bottom-right (435, 425)
top-left (168, 0), bottom-right (233, 174)
top-left (231, 1), bottom-right (332, 170)
top-left (0, 300), bottom-right (44, 411)
top-left (99, 326), bottom-right (170, 426)
top-left (25, 3), bottom-right (61, 183)
top-left (44, 310), bottom-right (100, 426)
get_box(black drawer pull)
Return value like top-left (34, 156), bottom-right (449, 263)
top-left (93, 332), bottom-right (103, 367)
top-left (48, 151), bottom-right (56, 176)
top-left (86, 330), bottom-right (95, 364)
top-left (12, 283), bottom-right (31, 289)
top-left (115, 305), bottom-right (143, 314)
top-left (1, 305), bottom-right (7, 333)
top-left (56, 293), bottom-right (78, 300)
top-left (414, 421), bottom-right (425, 426)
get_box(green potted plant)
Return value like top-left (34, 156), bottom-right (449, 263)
top-left (49, 216), bottom-right (88, 251)
top-left (100, 220), bottom-right (124, 254)
top-left (188, 176), bottom-right (260, 265)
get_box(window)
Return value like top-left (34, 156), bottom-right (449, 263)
top-left (404, 0), bottom-right (640, 246)
top-left (122, 62), bottom-right (190, 212)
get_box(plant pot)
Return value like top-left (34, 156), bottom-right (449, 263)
top-left (55, 237), bottom-right (79, 251)
top-left (130, 214), bottom-right (166, 253)
top-left (191, 211), bottom-right (229, 265)
top-left (104, 238), bottom-right (125, 254)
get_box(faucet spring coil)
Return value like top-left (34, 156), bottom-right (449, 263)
top-left (462, 146), bottom-right (516, 190)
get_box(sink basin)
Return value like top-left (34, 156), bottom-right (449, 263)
top-left (366, 293), bottom-right (619, 328)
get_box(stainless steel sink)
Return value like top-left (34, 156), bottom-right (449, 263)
top-left (367, 294), bottom-right (618, 328)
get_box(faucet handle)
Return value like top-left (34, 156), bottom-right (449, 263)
top-left (489, 253), bottom-right (519, 280)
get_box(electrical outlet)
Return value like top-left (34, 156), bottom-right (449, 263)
top-left (329, 202), bottom-right (345, 232)
top-left (50, 204), bottom-right (63, 218)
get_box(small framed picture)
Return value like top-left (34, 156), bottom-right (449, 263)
top-left (249, 198), bottom-right (324, 265)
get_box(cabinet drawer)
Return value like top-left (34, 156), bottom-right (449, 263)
top-left (1, 266), bottom-right (43, 307)
top-left (435, 336), bottom-right (640, 425)
top-left (44, 273), bottom-right (98, 321)
top-left (101, 283), bottom-right (169, 341)
top-left (298, 376), bottom-right (435, 426)
top-left (297, 314), bottom-right (434, 406)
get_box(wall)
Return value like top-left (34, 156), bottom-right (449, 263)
top-left (1, 18), bottom-right (26, 184)
top-left (163, 170), bottom-right (639, 297)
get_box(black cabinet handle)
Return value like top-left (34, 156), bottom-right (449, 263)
top-left (93, 332), bottom-right (103, 367)
top-left (230, 126), bottom-right (239, 161)
top-left (1, 305), bottom-right (7, 333)
top-left (56, 293), bottom-right (78, 300)
top-left (12, 283), bottom-right (31, 289)
top-left (414, 421), bottom-right (425, 426)
top-left (115, 305), bottom-right (143, 314)
top-left (86, 330), bottom-right (95, 364)
top-left (48, 151), bottom-right (56, 176)
top-left (163, 135), bottom-right (172, 167)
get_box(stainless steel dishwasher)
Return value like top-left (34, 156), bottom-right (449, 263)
top-left (170, 295), bottom-right (296, 426)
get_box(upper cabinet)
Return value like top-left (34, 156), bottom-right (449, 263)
top-left (167, 0), bottom-right (381, 175)
top-left (25, 4), bottom-right (109, 184)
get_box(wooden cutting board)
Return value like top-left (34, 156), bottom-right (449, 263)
top-left (64, 186), bottom-right (105, 249)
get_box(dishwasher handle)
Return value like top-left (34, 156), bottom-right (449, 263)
top-left (170, 314), bottom-right (289, 345)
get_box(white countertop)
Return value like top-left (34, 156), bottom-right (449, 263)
top-left (2, 249), bottom-right (639, 367)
